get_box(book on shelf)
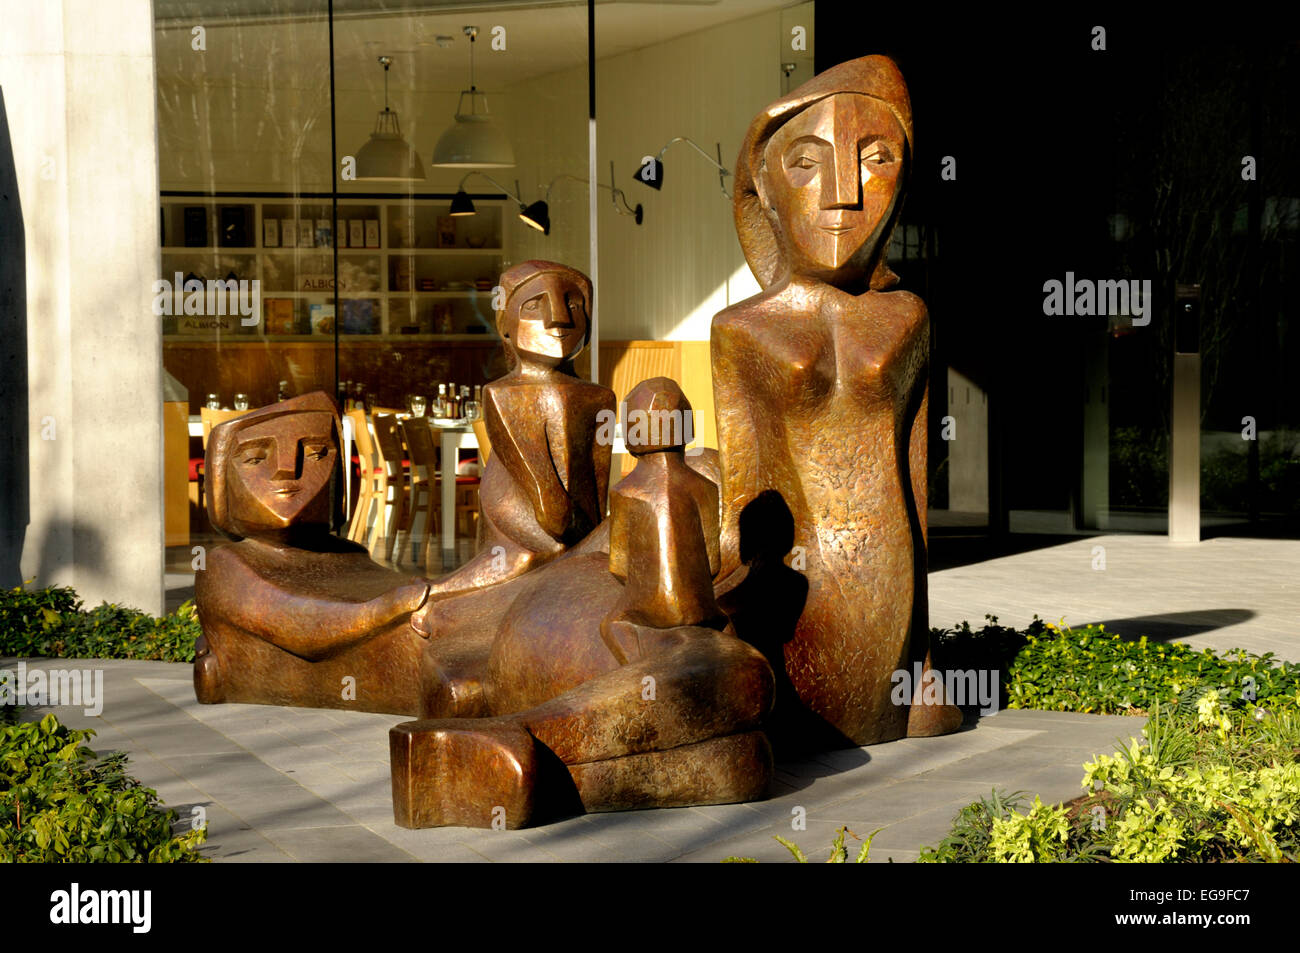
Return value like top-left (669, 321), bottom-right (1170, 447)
top-left (297, 219), bottom-right (314, 247)
top-left (365, 219), bottom-right (380, 248)
top-left (349, 220), bottom-right (365, 249)
top-left (281, 218), bottom-right (297, 248)
top-left (263, 218), bottom-right (279, 248)
top-left (309, 303), bottom-right (335, 335)
top-left (183, 207), bottom-right (207, 247)
top-left (341, 300), bottom-right (377, 335)
top-left (264, 298), bottom-right (296, 335)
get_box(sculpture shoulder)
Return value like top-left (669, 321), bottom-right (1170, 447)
top-left (871, 288), bottom-right (928, 328)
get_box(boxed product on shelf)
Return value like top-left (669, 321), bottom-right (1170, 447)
top-left (349, 220), bottom-right (364, 248)
top-left (309, 303), bottom-right (335, 335)
top-left (341, 300), bottom-right (377, 335)
top-left (264, 298), bottom-right (296, 334)
top-left (281, 218), bottom-right (297, 247)
top-left (297, 219), bottom-right (314, 247)
top-left (263, 218), bottom-right (279, 248)
top-left (365, 219), bottom-right (380, 248)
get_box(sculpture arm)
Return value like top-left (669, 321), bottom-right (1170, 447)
top-left (201, 552), bottom-right (428, 662)
top-left (711, 323), bottom-right (761, 581)
top-left (484, 389), bottom-right (573, 540)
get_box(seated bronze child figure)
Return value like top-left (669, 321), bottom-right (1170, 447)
top-left (420, 260), bottom-right (615, 605)
top-left (392, 378), bottom-right (773, 829)
top-left (194, 392), bottom-right (430, 715)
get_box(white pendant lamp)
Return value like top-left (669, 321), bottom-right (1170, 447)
top-left (355, 55), bottom-right (425, 182)
top-left (431, 26), bottom-right (515, 169)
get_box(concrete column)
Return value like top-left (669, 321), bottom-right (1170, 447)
top-left (1079, 331), bottom-right (1109, 530)
top-left (946, 367), bottom-right (988, 515)
top-left (0, 0), bottom-right (164, 613)
top-left (1169, 353), bottom-right (1201, 542)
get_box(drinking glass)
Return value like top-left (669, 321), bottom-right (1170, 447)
top-left (233, 393), bottom-right (250, 411)
top-left (463, 400), bottom-right (481, 422)
top-left (408, 394), bottom-right (427, 418)
top-left (206, 393), bottom-right (221, 410)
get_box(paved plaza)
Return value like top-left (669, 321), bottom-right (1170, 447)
top-left (9, 533), bottom-right (1297, 862)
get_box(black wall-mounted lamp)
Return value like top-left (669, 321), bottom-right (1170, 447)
top-left (537, 162), bottom-right (643, 234)
top-left (448, 171), bottom-right (542, 232)
top-left (636, 137), bottom-right (731, 198)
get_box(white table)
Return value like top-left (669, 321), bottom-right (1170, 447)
top-left (437, 426), bottom-right (479, 568)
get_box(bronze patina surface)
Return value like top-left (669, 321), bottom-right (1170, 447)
top-left (420, 261), bottom-right (614, 604)
top-left (713, 55), bottom-right (961, 749)
top-left (394, 377), bottom-right (773, 828)
top-left (194, 393), bottom-right (430, 715)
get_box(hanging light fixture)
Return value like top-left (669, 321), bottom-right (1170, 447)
top-left (355, 55), bottom-right (425, 182)
top-left (431, 26), bottom-right (515, 168)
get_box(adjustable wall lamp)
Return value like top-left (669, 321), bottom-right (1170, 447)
top-left (636, 137), bottom-right (731, 198)
top-left (451, 163), bottom-right (643, 236)
top-left (447, 171), bottom-right (544, 232)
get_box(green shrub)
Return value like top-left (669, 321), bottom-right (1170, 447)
top-left (920, 697), bottom-right (1300, 863)
top-left (1004, 621), bottom-right (1300, 715)
top-left (723, 825), bottom-right (884, 863)
top-left (0, 712), bottom-right (207, 862)
top-left (0, 582), bottom-right (199, 663)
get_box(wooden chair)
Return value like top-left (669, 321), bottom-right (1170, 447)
top-left (399, 418), bottom-right (439, 569)
top-left (345, 408), bottom-right (379, 544)
top-left (471, 417), bottom-right (491, 463)
top-left (370, 413), bottom-right (410, 562)
top-left (195, 407), bottom-right (246, 511)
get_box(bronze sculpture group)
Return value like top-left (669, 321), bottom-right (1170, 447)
top-left (195, 56), bottom-right (962, 830)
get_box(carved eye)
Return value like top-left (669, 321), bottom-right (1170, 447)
top-left (861, 141), bottom-right (895, 165)
top-left (305, 445), bottom-right (329, 461)
top-left (522, 297), bottom-right (542, 312)
top-left (790, 155), bottom-right (818, 170)
top-left (240, 453), bottom-right (265, 466)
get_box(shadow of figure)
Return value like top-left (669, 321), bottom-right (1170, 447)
top-left (716, 490), bottom-right (857, 756)
top-left (0, 87), bottom-right (29, 588)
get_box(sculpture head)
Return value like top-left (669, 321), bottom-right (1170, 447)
top-left (623, 377), bottom-right (692, 456)
top-left (496, 260), bottom-right (592, 371)
top-left (736, 56), bottom-right (912, 292)
top-left (207, 392), bottom-right (340, 540)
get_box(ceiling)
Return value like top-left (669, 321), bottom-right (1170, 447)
top-left (154, 0), bottom-right (795, 90)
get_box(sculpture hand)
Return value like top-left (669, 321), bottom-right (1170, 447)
top-left (371, 579), bottom-right (429, 629)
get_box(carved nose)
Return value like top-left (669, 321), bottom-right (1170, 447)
top-left (272, 445), bottom-right (301, 481)
top-left (544, 291), bottom-right (574, 328)
top-left (823, 148), bottom-right (860, 209)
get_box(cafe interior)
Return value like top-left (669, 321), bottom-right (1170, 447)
top-left (156, 0), bottom-right (816, 574)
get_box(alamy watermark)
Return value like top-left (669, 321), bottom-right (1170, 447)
top-left (1, 661), bottom-right (104, 717)
top-left (1042, 272), bottom-right (1151, 326)
top-left (595, 403), bottom-right (702, 456)
top-left (890, 662), bottom-right (998, 716)
top-left (152, 272), bottom-right (260, 327)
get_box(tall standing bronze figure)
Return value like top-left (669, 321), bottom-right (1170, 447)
top-left (713, 55), bottom-right (961, 748)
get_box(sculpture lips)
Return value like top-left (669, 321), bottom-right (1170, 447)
top-left (274, 486), bottom-right (300, 497)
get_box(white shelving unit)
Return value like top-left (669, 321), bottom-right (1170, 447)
top-left (159, 195), bottom-right (506, 342)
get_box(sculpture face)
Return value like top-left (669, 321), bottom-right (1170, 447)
top-left (224, 410), bottom-right (335, 533)
top-left (508, 272), bottom-right (589, 367)
top-left (759, 93), bottom-right (904, 283)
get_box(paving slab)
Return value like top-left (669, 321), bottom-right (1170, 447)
top-left (4, 655), bottom-right (1150, 863)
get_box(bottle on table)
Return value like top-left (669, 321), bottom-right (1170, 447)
top-left (434, 384), bottom-right (448, 419)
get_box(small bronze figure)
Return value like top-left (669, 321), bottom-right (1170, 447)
top-left (419, 261), bottom-right (615, 605)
